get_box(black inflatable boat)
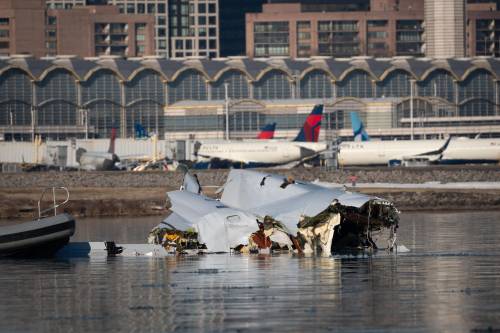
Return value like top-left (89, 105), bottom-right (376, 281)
top-left (0, 187), bottom-right (75, 258)
top-left (0, 213), bottom-right (75, 258)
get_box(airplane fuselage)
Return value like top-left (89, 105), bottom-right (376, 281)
top-left (197, 140), bottom-right (327, 166)
top-left (338, 138), bottom-right (500, 166)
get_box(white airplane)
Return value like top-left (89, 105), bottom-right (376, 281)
top-left (194, 105), bottom-right (327, 168)
top-left (76, 128), bottom-right (119, 171)
top-left (338, 113), bottom-right (500, 166)
top-left (151, 169), bottom-right (403, 255)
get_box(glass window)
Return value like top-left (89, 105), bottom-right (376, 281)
top-left (0, 29), bottom-right (9, 38)
top-left (368, 20), bottom-right (387, 28)
top-left (47, 16), bottom-right (57, 25)
top-left (147, 4), bottom-right (155, 13)
top-left (158, 16), bottom-right (166, 26)
top-left (158, 4), bottom-right (166, 13)
top-left (209, 27), bottom-right (216, 36)
top-left (209, 39), bottom-right (216, 49)
top-left (127, 4), bottom-right (135, 13)
top-left (198, 16), bottom-right (206, 25)
top-left (367, 31), bottom-right (387, 39)
top-left (181, 4), bottom-right (188, 15)
top-left (199, 39), bottom-right (206, 49)
top-left (208, 3), bottom-right (216, 13)
top-left (117, 4), bottom-right (125, 13)
top-left (199, 27), bottom-right (206, 36)
top-left (0, 18), bottom-right (9, 26)
top-left (186, 40), bottom-right (193, 49)
top-left (137, 4), bottom-right (145, 14)
top-left (208, 16), bottom-right (216, 25)
top-left (46, 41), bottom-right (56, 49)
top-left (0, 41), bottom-right (9, 49)
top-left (198, 3), bottom-right (206, 13)
top-left (253, 22), bottom-right (289, 57)
top-left (175, 40), bottom-right (183, 49)
top-left (158, 28), bottom-right (166, 37)
top-left (297, 21), bottom-right (311, 30)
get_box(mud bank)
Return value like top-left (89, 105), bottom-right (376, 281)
top-left (1, 166), bottom-right (500, 219)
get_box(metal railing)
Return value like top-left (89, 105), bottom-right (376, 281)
top-left (37, 187), bottom-right (70, 220)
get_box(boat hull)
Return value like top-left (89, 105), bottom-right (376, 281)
top-left (0, 213), bottom-right (75, 258)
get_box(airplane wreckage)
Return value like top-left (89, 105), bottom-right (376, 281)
top-left (148, 169), bottom-right (404, 256)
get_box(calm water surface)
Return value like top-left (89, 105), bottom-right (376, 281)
top-left (1, 212), bottom-right (500, 333)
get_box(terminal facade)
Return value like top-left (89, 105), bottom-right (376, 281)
top-left (1, 55), bottom-right (500, 142)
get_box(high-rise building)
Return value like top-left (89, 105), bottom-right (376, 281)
top-left (0, 0), bottom-right (46, 57)
top-left (219, 0), bottom-right (266, 57)
top-left (467, 1), bottom-right (500, 56)
top-left (246, 0), bottom-right (500, 59)
top-left (246, 0), bottom-right (425, 58)
top-left (425, 0), bottom-right (466, 58)
top-left (105, 1), bottom-right (169, 57)
top-left (45, 5), bottom-right (155, 57)
top-left (46, 0), bottom-right (85, 9)
top-left (105, 0), bottom-right (219, 58)
top-left (169, 0), bottom-right (219, 58)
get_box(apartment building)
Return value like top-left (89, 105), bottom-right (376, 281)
top-left (246, 0), bottom-right (425, 58)
top-left (246, 0), bottom-right (500, 59)
top-left (0, 0), bottom-right (46, 57)
top-left (46, 5), bottom-right (154, 57)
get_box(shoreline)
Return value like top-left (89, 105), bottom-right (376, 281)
top-left (1, 166), bottom-right (500, 219)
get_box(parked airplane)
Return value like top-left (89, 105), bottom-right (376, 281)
top-left (194, 105), bottom-right (327, 168)
top-left (338, 115), bottom-right (500, 166)
top-left (76, 128), bottom-right (119, 171)
top-left (257, 122), bottom-right (276, 139)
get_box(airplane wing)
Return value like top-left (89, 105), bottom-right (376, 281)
top-left (392, 137), bottom-right (452, 163)
top-left (414, 136), bottom-right (452, 157)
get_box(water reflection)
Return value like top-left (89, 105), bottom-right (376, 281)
top-left (1, 211), bottom-right (500, 332)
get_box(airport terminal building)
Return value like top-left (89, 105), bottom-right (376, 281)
top-left (2, 54), bottom-right (500, 142)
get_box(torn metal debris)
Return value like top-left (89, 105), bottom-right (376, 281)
top-left (149, 169), bottom-right (401, 255)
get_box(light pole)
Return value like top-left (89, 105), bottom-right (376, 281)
top-left (83, 108), bottom-right (89, 140)
top-left (9, 107), bottom-right (13, 141)
top-left (224, 83), bottom-right (229, 140)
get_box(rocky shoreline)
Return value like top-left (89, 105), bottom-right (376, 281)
top-left (1, 166), bottom-right (500, 219)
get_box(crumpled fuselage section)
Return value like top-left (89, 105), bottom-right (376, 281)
top-left (149, 169), bottom-right (400, 255)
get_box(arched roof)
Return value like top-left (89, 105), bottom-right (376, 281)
top-left (1, 56), bottom-right (500, 83)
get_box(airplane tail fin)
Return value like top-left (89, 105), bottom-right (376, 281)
top-left (135, 123), bottom-right (148, 139)
top-left (293, 104), bottom-right (323, 142)
top-left (257, 122), bottom-right (276, 139)
top-left (350, 112), bottom-right (370, 142)
top-left (108, 127), bottom-right (117, 154)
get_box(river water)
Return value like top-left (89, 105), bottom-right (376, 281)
top-left (1, 211), bottom-right (500, 333)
